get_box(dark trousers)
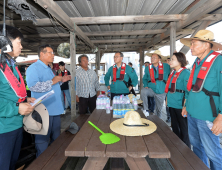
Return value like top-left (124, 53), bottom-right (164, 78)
top-left (79, 95), bottom-right (97, 114)
top-left (148, 97), bottom-right (155, 112)
top-left (35, 115), bottom-right (61, 157)
top-left (111, 93), bottom-right (129, 100)
top-left (129, 88), bottom-right (136, 96)
top-left (169, 107), bottom-right (190, 148)
top-left (0, 127), bottom-right (23, 170)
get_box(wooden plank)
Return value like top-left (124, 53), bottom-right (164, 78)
top-left (32, 0), bottom-right (95, 48)
top-left (85, 29), bottom-right (167, 36)
top-left (106, 113), bottom-right (127, 158)
top-left (82, 157), bottom-right (109, 170)
top-left (125, 136), bottom-right (148, 158)
top-left (85, 110), bottom-right (112, 157)
top-left (147, 116), bottom-right (194, 170)
top-left (150, 115), bottom-right (210, 170)
top-left (92, 38), bottom-right (151, 44)
top-left (65, 110), bottom-right (103, 157)
top-left (26, 115), bottom-right (89, 170)
top-left (137, 110), bottom-right (170, 159)
top-left (125, 156), bottom-right (151, 170)
top-left (70, 32), bottom-right (76, 121)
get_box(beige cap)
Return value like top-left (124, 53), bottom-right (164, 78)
top-left (23, 103), bottom-right (49, 135)
top-left (180, 30), bottom-right (222, 51)
top-left (110, 111), bottom-right (157, 136)
top-left (145, 50), bottom-right (165, 58)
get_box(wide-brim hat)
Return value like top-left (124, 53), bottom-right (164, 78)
top-left (180, 30), bottom-right (222, 51)
top-left (145, 50), bottom-right (164, 58)
top-left (110, 111), bottom-right (157, 136)
top-left (128, 94), bottom-right (143, 104)
top-left (23, 103), bottom-right (49, 135)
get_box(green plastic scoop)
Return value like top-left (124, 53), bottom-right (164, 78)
top-left (88, 121), bottom-right (120, 145)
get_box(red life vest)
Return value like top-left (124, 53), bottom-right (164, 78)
top-left (112, 63), bottom-right (126, 82)
top-left (148, 62), bottom-right (164, 84)
top-left (0, 63), bottom-right (26, 103)
top-left (58, 69), bottom-right (68, 76)
top-left (187, 51), bottom-right (220, 117)
top-left (165, 67), bottom-right (186, 93)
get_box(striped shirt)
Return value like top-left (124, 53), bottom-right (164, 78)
top-left (76, 67), bottom-right (100, 98)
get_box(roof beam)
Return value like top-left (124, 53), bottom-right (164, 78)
top-left (2, 14), bottom-right (222, 27)
top-left (180, 20), bottom-right (212, 54)
top-left (91, 38), bottom-right (151, 44)
top-left (31, 0), bottom-right (95, 48)
top-left (22, 29), bottom-right (193, 38)
top-left (145, 0), bottom-right (222, 50)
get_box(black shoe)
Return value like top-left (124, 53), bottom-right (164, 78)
top-left (166, 117), bottom-right (171, 123)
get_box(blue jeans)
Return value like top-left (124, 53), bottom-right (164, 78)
top-left (35, 115), bottom-right (61, 157)
top-left (61, 89), bottom-right (71, 110)
top-left (188, 113), bottom-right (222, 170)
top-left (0, 127), bottom-right (23, 170)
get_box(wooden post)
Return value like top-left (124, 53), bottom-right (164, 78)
top-left (70, 32), bottom-right (76, 121)
top-left (139, 49), bottom-right (144, 94)
top-left (96, 49), bottom-right (100, 75)
top-left (170, 22), bottom-right (176, 57)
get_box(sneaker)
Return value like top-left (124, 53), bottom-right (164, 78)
top-left (166, 117), bottom-right (171, 123)
top-left (143, 110), bottom-right (149, 117)
top-left (62, 110), bottom-right (66, 115)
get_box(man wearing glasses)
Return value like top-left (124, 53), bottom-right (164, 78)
top-left (104, 52), bottom-right (138, 100)
top-left (26, 44), bottom-right (71, 157)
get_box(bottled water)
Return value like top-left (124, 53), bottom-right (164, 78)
top-left (106, 104), bottom-right (110, 114)
top-left (206, 120), bottom-right (219, 136)
top-left (134, 99), bottom-right (138, 110)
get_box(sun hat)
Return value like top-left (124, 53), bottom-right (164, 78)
top-left (65, 122), bottom-right (79, 134)
top-left (110, 111), bottom-right (157, 136)
top-left (128, 94), bottom-right (143, 104)
top-left (180, 30), bottom-right (222, 51)
top-left (23, 103), bottom-right (49, 135)
top-left (145, 50), bottom-right (164, 58)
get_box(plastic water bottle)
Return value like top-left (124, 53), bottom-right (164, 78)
top-left (134, 99), bottom-right (138, 110)
top-left (96, 98), bottom-right (99, 109)
top-left (206, 120), bottom-right (219, 136)
top-left (106, 104), bottom-right (110, 114)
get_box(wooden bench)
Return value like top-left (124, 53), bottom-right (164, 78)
top-left (26, 114), bottom-right (89, 170)
top-left (148, 115), bottom-right (210, 170)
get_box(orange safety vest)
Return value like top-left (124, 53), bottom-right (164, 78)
top-left (112, 63), bottom-right (126, 82)
top-left (148, 62), bottom-right (164, 84)
top-left (187, 51), bottom-right (220, 117)
top-left (165, 67), bottom-right (186, 93)
top-left (0, 63), bottom-right (26, 103)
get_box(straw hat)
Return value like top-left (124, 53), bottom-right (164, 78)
top-left (180, 30), bottom-right (222, 51)
top-left (110, 111), bottom-right (157, 136)
top-left (23, 103), bottom-right (49, 135)
top-left (128, 94), bottom-right (143, 104)
top-left (145, 50), bottom-right (164, 58)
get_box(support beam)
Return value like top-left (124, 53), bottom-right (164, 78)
top-left (92, 38), bottom-right (151, 44)
top-left (70, 32), bottom-right (76, 121)
top-left (32, 0), bottom-right (95, 48)
top-left (96, 49), bottom-right (100, 75)
top-left (180, 20), bottom-right (212, 54)
top-left (145, 0), bottom-right (222, 50)
top-left (139, 49), bottom-right (144, 94)
top-left (85, 29), bottom-right (167, 36)
top-left (170, 22), bottom-right (176, 57)
top-left (2, 14), bottom-right (222, 26)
